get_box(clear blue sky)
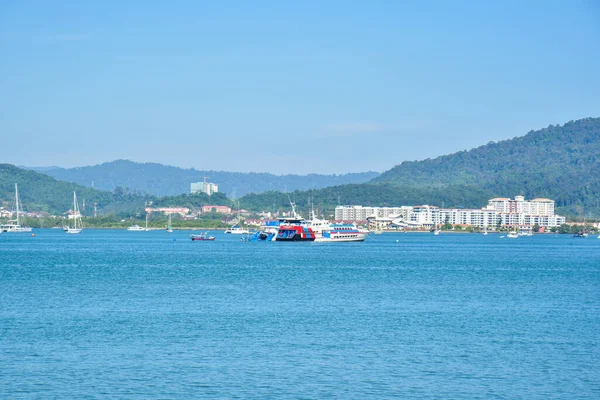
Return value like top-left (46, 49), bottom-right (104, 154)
top-left (1, 1), bottom-right (599, 174)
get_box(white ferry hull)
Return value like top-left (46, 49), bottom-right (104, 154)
top-left (315, 233), bottom-right (367, 242)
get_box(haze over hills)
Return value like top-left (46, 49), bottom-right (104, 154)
top-left (27, 161), bottom-right (380, 198)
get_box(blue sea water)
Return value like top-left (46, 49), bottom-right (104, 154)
top-left (1, 230), bottom-right (599, 399)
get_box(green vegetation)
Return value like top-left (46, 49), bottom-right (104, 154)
top-left (372, 117), bottom-right (600, 216)
top-left (29, 159), bottom-right (380, 197)
top-left (0, 164), bottom-right (148, 216)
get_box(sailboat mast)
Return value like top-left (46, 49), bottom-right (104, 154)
top-left (73, 192), bottom-right (78, 229)
top-left (15, 183), bottom-right (20, 225)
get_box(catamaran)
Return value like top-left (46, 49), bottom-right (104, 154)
top-left (65, 192), bottom-right (83, 234)
top-left (0, 184), bottom-right (32, 233)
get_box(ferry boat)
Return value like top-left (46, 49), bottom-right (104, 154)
top-left (276, 222), bottom-right (316, 241)
top-left (190, 232), bottom-right (215, 241)
top-left (315, 224), bottom-right (367, 242)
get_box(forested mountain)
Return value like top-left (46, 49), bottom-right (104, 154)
top-left (238, 118), bottom-right (600, 217)
top-left (372, 117), bottom-right (600, 215)
top-left (28, 160), bottom-right (380, 197)
top-left (0, 164), bottom-right (149, 216)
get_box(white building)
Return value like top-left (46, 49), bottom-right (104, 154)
top-left (334, 205), bottom-right (410, 221)
top-left (191, 181), bottom-right (219, 195)
top-left (334, 195), bottom-right (565, 228)
top-left (488, 196), bottom-right (555, 216)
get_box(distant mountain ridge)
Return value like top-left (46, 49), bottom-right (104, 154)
top-left (28, 160), bottom-right (380, 197)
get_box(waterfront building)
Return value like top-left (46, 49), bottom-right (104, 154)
top-left (145, 207), bottom-right (190, 216)
top-left (335, 195), bottom-right (565, 228)
top-left (201, 205), bottom-right (232, 214)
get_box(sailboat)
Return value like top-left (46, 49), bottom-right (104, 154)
top-left (1, 184), bottom-right (32, 233)
top-left (433, 221), bottom-right (441, 235)
top-left (65, 192), bottom-right (83, 234)
top-left (166, 214), bottom-right (173, 233)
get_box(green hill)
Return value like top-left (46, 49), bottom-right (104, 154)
top-left (371, 117), bottom-right (600, 214)
top-left (27, 160), bottom-right (380, 197)
top-left (0, 164), bottom-right (148, 216)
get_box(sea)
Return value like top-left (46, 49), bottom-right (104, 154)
top-left (1, 229), bottom-right (599, 399)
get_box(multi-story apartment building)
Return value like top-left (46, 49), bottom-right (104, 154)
top-left (488, 196), bottom-right (555, 216)
top-left (334, 205), bottom-right (410, 221)
top-left (191, 181), bottom-right (219, 195)
top-left (335, 195), bottom-right (565, 228)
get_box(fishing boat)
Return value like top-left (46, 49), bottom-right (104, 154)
top-left (65, 191), bottom-right (83, 234)
top-left (190, 232), bottom-right (215, 241)
top-left (314, 224), bottom-right (367, 242)
top-left (0, 184), bottom-right (32, 233)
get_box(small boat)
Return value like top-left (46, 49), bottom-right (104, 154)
top-left (573, 231), bottom-right (588, 238)
top-left (507, 232), bottom-right (518, 239)
top-left (224, 225), bottom-right (249, 234)
top-left (190, 232), bottom-right (215, 241)
top-left (65, 191), bottom-right (83, 234)
top-left (127, 225), bottom-right (145, 231)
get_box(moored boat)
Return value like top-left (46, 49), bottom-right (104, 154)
top-left (1, 184), bottom-right (32, 233)
top-left (190, 232), bottom-right (215, 241)
top-left (225, 225), bottom-right (249, 234)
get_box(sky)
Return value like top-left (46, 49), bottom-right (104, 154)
top-left (1, 1), bottom-right (599, 174)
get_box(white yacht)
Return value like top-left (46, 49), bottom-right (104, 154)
top-left (225, 225), bottom-right (250, 234)
top-left (1, 184), bottom-right (32, 233)
top-left (65, 192), bottom-right (83, 234)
